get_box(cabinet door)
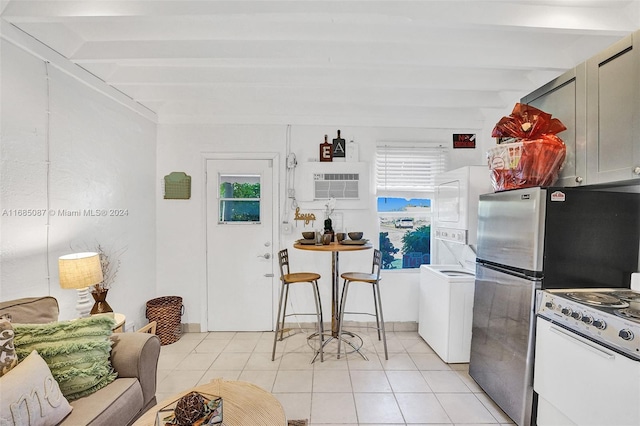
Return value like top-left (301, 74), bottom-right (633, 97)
top-left (521, 65), bottom-right (586, 187)
top-left (586, 33), bottom-right (640, 184)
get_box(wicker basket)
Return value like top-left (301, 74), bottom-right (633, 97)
top-left (146, 296), bottom-right (184, 345)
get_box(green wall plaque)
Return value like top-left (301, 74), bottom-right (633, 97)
top-left (164, 172), bottom-right (191, 199)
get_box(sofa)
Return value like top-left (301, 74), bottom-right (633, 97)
top-left (0, 296), bottom-right (161, 425)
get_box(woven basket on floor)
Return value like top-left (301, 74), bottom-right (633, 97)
top-left (146, 296), bottom-right (183, 345)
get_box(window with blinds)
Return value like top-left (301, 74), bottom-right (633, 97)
top-left (375, 145), bottom-right (448, 198)
top-left (375, 144), bottom-right (448, 269)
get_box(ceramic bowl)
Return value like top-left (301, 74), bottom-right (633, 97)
top-left (302, 231), bottom-right (315, 240)
top-left (348, 232), bottom-right (363, 240)
top-left (335, 232), bottom-right (346, 242)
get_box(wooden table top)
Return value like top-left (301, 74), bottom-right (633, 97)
top-left (293, 241), bottom-right (372, 252)
top-left (133, 379), bottom-right (287, 426)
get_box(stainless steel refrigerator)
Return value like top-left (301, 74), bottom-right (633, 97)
top-left (469, 186), bottom-right (640, 426)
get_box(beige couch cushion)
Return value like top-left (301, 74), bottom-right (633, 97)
top-left (0, 297), bottom-right (59, 324)
top-left (64, 377), bottom-right (143, 426)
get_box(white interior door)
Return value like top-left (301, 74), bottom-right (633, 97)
top-left (206, 158), bottom-right (276, 331)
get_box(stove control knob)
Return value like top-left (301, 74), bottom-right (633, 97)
top-left (593, 319), bottom-right (606, 330)
top-left (619, 329), bottom-right (634, 341)
top-left (581, 315), bottom-right (593, 325)
top-left (571, 311), bottom-right (582, 320)
top-left (561, 307), bottom-right (572, 316)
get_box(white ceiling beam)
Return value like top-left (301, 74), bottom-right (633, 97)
top-left (66, 39), bottom-right (593, 71)
top-left (3, 1), bottom-right (635, 34)
top-left (156, 110), bottom-right (487, 129)
top-left (10, 17), bottom-right (633, 43)
top-left (101, 65), bottom-right (534, 91)
top-left (156, 98), bottom-right (484, 119)
top-left (124, 85), bottom-right (506, 108)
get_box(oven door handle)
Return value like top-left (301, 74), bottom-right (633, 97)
top-left (549, 325), bottom-right (615, 360)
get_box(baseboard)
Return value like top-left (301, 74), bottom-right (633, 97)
top-left (182, 323), bottom-right (202, 333)
top-left (181, 321), bottom-right (418, 333)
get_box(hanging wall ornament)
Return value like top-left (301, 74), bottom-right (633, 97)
top-left (332, 130), bottom-right (346, 161)
top-left (319, 134), bottom-right (333, 162)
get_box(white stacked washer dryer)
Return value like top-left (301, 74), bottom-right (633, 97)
top-left (419, 166), bottom-right (492, 363)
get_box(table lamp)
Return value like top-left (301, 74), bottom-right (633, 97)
top-left (59, 252), bottom-right (104, 318)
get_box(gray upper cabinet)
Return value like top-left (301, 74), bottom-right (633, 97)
top-left (586, 33), bottom-right (640, 184)
top-left (522, 31), bottom-right (640, 187)
top-left (521, 64), bottom-right (586, 187)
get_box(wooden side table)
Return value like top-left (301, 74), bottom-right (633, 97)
top-left (91, 312), bottom-right (126, 332)
top-left (112, 312), bottom-right (126, 333)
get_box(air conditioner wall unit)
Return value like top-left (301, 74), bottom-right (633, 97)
top-left (295, 162), bottom-right (370, 209)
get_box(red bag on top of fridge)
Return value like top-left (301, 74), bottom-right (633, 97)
top-left (487, 103), bottom-right (567, 191)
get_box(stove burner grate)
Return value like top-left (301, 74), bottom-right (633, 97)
top-left (563, 292), bottom-right (629, 308)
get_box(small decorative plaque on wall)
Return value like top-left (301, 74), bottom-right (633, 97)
top-left (320, 134), bottom-right (333, 162)
top-left (164, 172), bottom-right (191, 199)
top-left (453, 134), bottom-right (476, 149)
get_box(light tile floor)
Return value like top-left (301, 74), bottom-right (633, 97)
top-left (155, 327), bottom-right (515, 425)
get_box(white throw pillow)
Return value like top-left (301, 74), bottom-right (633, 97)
top-left (0, 350), bottom-right (72, 426)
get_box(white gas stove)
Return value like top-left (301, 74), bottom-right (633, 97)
top-left (535, 288), bottom-right (640, 426)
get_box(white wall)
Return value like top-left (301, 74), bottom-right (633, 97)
top-left (0, 22), bottom-right (508, 332)
top-left (157, 123), bottom-right (493, 330)
top-left (3, 24), bottom-right (636, 335)
top-left (0, 38), bottom-right (157, 328)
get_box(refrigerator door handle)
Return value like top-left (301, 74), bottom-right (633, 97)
top-left (477, 260), bottom-right (542, 281)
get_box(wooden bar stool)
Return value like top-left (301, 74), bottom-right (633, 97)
top-left (337, 249), bottom-right (388, 359)
top-left (272, 249), bottom-right (324, 362)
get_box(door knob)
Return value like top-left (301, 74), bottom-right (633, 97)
top-left (258, 253), bottom-right (271, 259)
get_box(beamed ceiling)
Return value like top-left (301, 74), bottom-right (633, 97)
top-left (1, 1), bottom-right (639, 128)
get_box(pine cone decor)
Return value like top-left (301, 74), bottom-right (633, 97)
top-left (174, 392), bottom-right (205, 425)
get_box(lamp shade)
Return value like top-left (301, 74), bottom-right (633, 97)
top-left (58, 252), bottom-right (104, 289)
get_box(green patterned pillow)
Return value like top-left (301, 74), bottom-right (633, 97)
top-left (13, 315), bottom-right (117, 401)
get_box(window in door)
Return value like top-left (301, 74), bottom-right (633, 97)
top-left (218, 174), bottom-right (261, 223)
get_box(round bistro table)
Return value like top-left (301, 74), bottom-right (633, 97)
top-left (293, 240), bottom-right (372, 359)
top-left (133, 379), bottom-right (287, 426)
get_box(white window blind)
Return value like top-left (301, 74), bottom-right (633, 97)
top-left (376, 145), bottom-right (448, 198)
